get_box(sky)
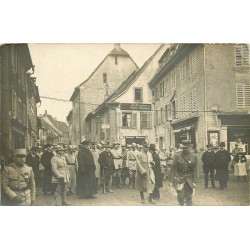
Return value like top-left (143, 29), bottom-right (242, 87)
top-left (28, 43), bottom-right (161, 122)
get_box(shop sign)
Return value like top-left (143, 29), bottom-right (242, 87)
top-left (120, 103), bottom-right (151, 111)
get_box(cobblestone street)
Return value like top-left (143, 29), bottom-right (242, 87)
top-left (34, 174), bottom-right (249, 206)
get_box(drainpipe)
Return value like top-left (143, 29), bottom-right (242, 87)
top-left (203, 45), bottom-right (208, 148)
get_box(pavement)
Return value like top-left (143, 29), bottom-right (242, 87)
top-left (34, 173), bottom-right (250, 206)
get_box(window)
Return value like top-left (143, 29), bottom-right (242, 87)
top-left (180, 60), bottom-right (187, 82)
top-left (103, 73), bottom-right (107, 83)
top-left (122, 113), bottom-right (132, 127)
top-left (190, 88), bottom-right (197, 111)
top-left (134, 88), bottom-right (143, 102)
top-left (235, 45), bottom-right (249, 67)
top-left (236, 83), bottom-right (250, 108)
top-left (189, 51), bottom-right (197, 75)
top-left (171, 71), bottom-right (176, 90)
top-left (141, 112), bottom-right (152, 129)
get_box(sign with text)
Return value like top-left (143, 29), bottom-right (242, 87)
top-left (101, 124), bottom-right (110, 129)
top-left (120, 103), bottom-right (151, 111)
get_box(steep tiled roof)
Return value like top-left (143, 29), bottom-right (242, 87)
top-left (85, 44), bottom-right (165, 120)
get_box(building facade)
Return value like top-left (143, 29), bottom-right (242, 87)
top-left (149, 43), bottom-right (250, 155)
top-left (85, 44), bottom-right (171, 145)
top-left (38, 111), bottom-right (69, 146)
top-left (0, 44), bottom-right (39, 161)
top-left (69, 44), bottom-right (138, 145)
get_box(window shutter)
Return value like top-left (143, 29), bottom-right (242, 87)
top-left (148, 113), bottom-right (152, 128)
top-left (132, 113), bottom-right (137, 128)
top-left (237, 83), bottom-right (244, 107)
top-left (190, 88), bottom-right (197, 111)
top-left (245, 84), bottom-right (250, 106)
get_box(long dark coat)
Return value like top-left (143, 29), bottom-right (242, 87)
top-left (151, 151), bottom-right (163, 188)
top-left (26, 153), bottom-right (41, 186)
top-left (98, 150), bottom-right (115, 175)
top-left (215, 149), bottom-right (231, 182)
top-left (40, 149), bottom-right (54, 193)
top-left (201, 150), bottom-right (216, 171)
top-left (76, 147), bottom-right (97, 196)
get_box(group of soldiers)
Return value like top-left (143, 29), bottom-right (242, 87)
top-left (1, 137), bottom-right (247, 206)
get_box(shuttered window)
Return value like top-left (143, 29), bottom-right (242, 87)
top-left (141, 112), bottom-right (152, 129)
top-left (235, 45), bottom-right (249, 67)
top-left (189, 51), bottom-right (197, 75)
top-left (132, 113), bottom-right (137, 128)
top-left (190, 88), bottom-right (197, 111)
top-left (180, 95), bottom-right (186, 115)
top-left (237, 83), bottom-right (250, 107)
top-left (180, 61), bottom-right (187, 82)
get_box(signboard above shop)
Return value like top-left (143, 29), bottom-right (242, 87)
top-left (120, 103), bottom-right (151, 111)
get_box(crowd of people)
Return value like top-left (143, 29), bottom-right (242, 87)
top-left (1, 138), bottom-right (249, 206)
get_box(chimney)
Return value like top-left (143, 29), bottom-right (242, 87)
top-left (114, 43), bottom-right (121, 51)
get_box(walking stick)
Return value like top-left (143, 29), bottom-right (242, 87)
top-left (103, 168), bottom-right (106, 194)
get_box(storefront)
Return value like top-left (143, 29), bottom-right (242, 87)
top-left (218, 114), bottom-right (250, 154)
top-left (171, 116), bottom-right (199, 150)
top-left (124, 136), bottom-right (147, 146)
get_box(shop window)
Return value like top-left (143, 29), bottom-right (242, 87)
top-left (208, 131), bottom-right (219, 148)
top-left (134, 88), bottom-right (143, 102)
top-left (236, 83), bottom-right (250, 108)
top-left (235, 44), bottom-right (249, 67)
top-left (141, 112), bottom-right (152, 129)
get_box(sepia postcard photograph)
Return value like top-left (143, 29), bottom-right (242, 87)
top-left (1, 42), bottom-right (249, 207)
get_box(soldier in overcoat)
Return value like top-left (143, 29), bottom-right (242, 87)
top-left (51, 146), bottom-right (71, 206)
top-left (169, 140), bottom-right (198, 206)
top-left (135, 142), bottom-right (155, 204)
top-left (1, 149), bottom-right (36, 206)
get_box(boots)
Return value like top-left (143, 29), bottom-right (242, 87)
top-left (54, 192), bottom-right (60, 206)
top-left (62, 191), bottom-right (71, 206)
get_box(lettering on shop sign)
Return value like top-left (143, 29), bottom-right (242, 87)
top-left (120, 103), bottom-right (151, 111)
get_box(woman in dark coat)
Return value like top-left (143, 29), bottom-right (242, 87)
top-left (149, 144), bottom-right (163, 200)
top-left (215, 142), bottom-right (231, 190)
top-left (76, 140), bottom-right (97, 198)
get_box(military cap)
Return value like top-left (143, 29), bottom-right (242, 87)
top-left (142, 142), bottom-right (150, 148)
top-left (13, 148), bottom-right (27, 156)
top-left (149, 144), bottom-right (156, 151)
top-left (219, 142), bottom-right (226, 147)
top-left (131, 143), bottom-right (137, 147)
top-left (81, 140), bottom-right (90, 146)
top-left (181, 140), bottom-right (192, 148)
top-left (54, 145), bottom-right (66, 151)
top-left (206, 144), bottom-right (213, 148)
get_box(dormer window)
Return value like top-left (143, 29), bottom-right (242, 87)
top-left (134, 88), bottom-right (143, 102)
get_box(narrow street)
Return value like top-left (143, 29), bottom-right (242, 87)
top-left (34, 174), bottom-right (249, 206)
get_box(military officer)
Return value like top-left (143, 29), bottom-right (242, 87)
top-left (169, 140), bottom-right (198, 206)
top-left (51, 146), bottom-right (71, 206)
top-left (1, 148), bottom-right (36, 206)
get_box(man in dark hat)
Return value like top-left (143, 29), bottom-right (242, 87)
top-left (98, 144), bottom-right (115, 193)
top-left (76, 140), bottom-right (97, 198)
top-left (201, 144), bottom-right (216, 189)
top-left (169, 140), bottom-right (198, 206)
top-left (40, 144), bottom-right (54, 195)
top-left (26, 146), bottom-right (41, 187)
top-left (215, 142), bottom-right (231, 190)
top-left (149, 144), bottom-right (163, 200)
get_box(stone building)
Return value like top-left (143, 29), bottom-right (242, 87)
top-left (69, 44), bottom-right (138, 145)
top-left (149, 43), bottom-right (250, 155)
top-left (85, 44), bottom-right (171, 145)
